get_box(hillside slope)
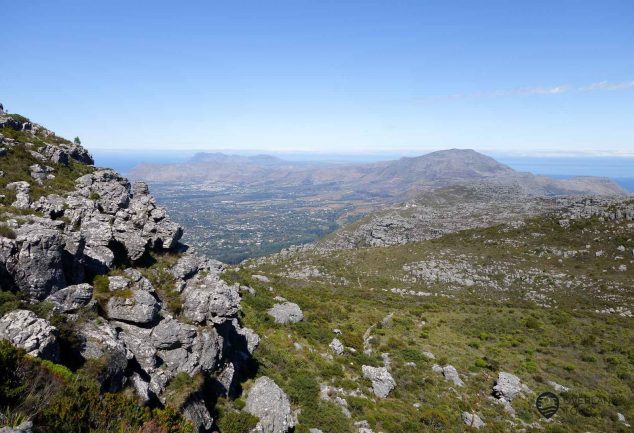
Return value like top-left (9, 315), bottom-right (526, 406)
top-left (236, 198), bottom-right (634, 432)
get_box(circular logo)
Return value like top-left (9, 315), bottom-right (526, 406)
top-left (536, 391), bottom-right (560, 419)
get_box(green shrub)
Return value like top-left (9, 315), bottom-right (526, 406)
top-left (474, 358), bottom-right (488, 368)
top-left (164, 372), bottom-right (204, 410)
top-left (525, 317), bottom-right (542, 330)
top-left (287, 372), bottom-right (319, 404)
top-left (0, 224), bottom-right (16, 239)
top-left (217, 412), bottom-right (259, 433)
top-left (0, 290), bottom-right (20, 317)
top-left (0, 340), bottom-right (192, 432)
top-left (298, 400), bottom-right (352, 433)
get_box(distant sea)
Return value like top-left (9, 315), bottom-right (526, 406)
top-left (493, 156), bottom-right (634, 192)
top-left (92, 150), bottom-right (634, 192)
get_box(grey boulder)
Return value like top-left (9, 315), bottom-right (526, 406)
top-left (362, 365), bottom-right (395, 398)
top-left (0, 310), bottom-right (59, 362)
top-left (182, 279), bottom-right (241, 325)
top-left (151, 317), bottom-right (197, 350)
top-left (267, 302), bottom-right (303, 324)
top-left (245, 376), bottom-right (295, 433)
top-left (46, 283), bottom-right (93, 312)
top-left (11, 223), bottom-right (67, 300)
top-left (329, 338), bottom-right (345, 355)
top-left (181, 392), bottom-right (214, 433)
top-left (462, 412), bottom-right (485, 429)
top-left (106, 289), bottom-right (160, 324)
top-left (492, 372), bottom-right (531, 402)
top-left (432, 364), bottom-right (464, 387)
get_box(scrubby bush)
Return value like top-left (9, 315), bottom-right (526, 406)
top-left (217, 412), bottom-right (259, 433)
top-left (0, 224), bottom-right (16, 239)
top-left (164, 372), bottom-right (204, 410)
top-left (0, 340), bottom-right (193, 432)
top-left (0, 290), bottom-right (20, 317)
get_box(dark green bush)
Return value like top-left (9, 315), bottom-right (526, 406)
top-left (217, 412), bottom-right (259, 433)
top-left (0, 340), bottom-right (193, 432)
top-left (0, 290), bottom-right (20, 317)
top-left (0, 224), bottom-right (16, 239)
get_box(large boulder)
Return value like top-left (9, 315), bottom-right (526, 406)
top-left (6, 181), bottom-right (30, 209)
top-left (78, 320), bottom-right (127, 360)
top-left (0, 310), bottom-right (59, 362)
top-left (267, 302), bottom-right (303, 324)
top-left (362, 365), bottom-right (395, 398)
top-left (9, 223), bottom-right (67, 300)
top-left (245, 376), bottom-right (295, 433)
top-left (492, 372), bottom-right (531, 402)
top-left (106, 290), bottom-right (160, 325)
top-left (75, 170), bottom-right (130, 215)
top-left (151, 317), bottom-right (197, 350)
top-left (182, 278), bottom-right (241, 325)
top-left (46, 283), bottom-right (93, 312)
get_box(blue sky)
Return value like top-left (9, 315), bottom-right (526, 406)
top-left (2, 0), bottom-right (633, 155)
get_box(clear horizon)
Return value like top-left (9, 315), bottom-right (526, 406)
top-left (90, 148), bottom-right (634, 192)
top-left (2, 1), bottom-right (633, 156)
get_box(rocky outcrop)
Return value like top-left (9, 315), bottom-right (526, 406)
top-left (0, 310), bottom-right (59, 362)
top-left (245, 376), bottom-right (295, 433)
top-left (0, 114), bottom-right (259, 433)
top-left (267, 302), bottom-right (303, 324)
top-left (362, 365), bottom-right (395, 398)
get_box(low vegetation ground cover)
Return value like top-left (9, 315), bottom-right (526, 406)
top-left (219, 213), bottom-right (634, 432)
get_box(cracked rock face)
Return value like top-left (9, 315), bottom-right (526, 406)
top-left (4, 223), bottom-right (67, 300)
top-left (245, 376), bottom-right (296, 433)
top-left (0, 310), bottom-right (59, 362)
top-left (46, 283), bottom-right (93, 312)
top-left (106, 289), bottom-right (161, 325)
top-left (362, 365), bottom-right (395, 398)
top-left (0, 173), bottom-right (183, 301)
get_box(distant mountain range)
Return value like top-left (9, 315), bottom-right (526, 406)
top-left (129, 149), bottom-right (626, 197)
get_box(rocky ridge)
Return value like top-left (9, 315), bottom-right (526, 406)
top-left (0, 111), bottom-right (267, 432)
